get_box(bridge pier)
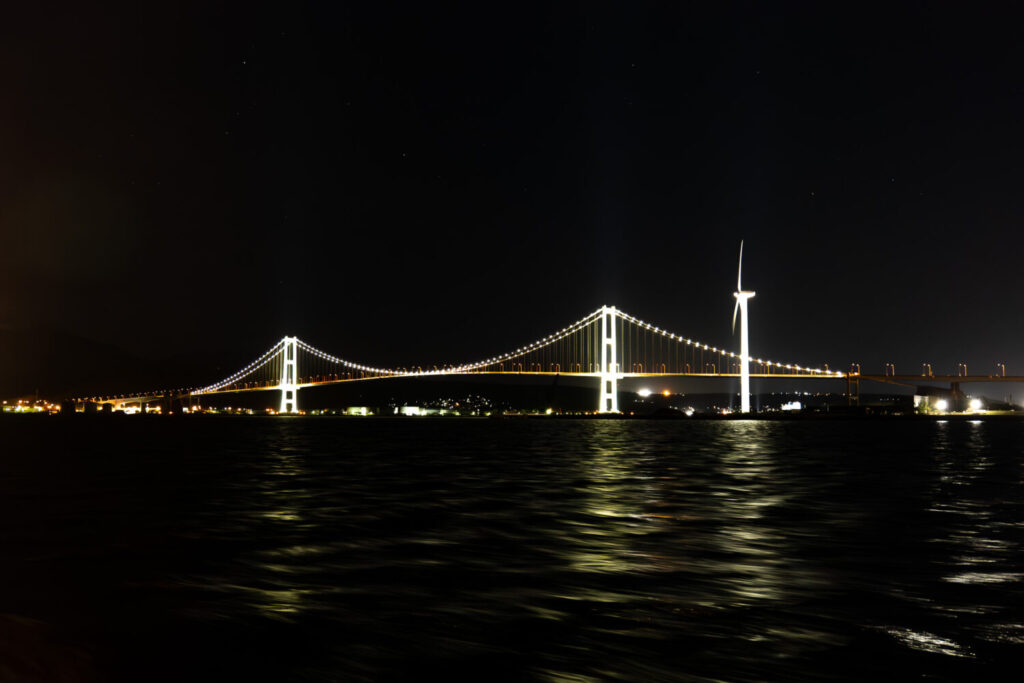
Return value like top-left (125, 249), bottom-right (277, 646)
top-left (847, 375), bottom-right (860, 406)
top-left (279, 336), bottom-right (299, 414)
top-left (951, 381), bottom-right (965, 412)
top-left (597, 305), bottom-right (620, 413)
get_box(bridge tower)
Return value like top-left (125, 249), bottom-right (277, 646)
top-left (597, 305), bottom-right (620, 413)
top-left (279, 336), bottom-right (299, 414)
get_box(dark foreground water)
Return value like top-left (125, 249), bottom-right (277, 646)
top-left (1, 417), bottom-right (1022, 681)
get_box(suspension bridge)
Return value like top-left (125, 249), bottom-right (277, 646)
top-left (88, 305), bottom-right (846, 414)
top-left (82, 302), bottom-right (1024, 415)
top-left (80, 242), bottom-right (1023, 414)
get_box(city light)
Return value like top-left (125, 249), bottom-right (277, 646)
top-left (637, 388), bottom-right (652, 397)
top-left (969, 398), bottom-right (983, 411)
top-left (935, 399), bottom-right (948, 412)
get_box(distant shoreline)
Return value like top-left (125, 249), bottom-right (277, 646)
top-left (5, 411), bottom-right (1023, 422)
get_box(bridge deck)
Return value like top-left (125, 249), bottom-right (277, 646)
top-left (856, 374), bottom-right (1024, 385)
top-left (189, 371), bottom-right (842, 396)
top-left (90, 373), bottom-right (1024, 403)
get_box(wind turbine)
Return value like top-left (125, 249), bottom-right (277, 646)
top-left (732, 241), bottom-right (756, 413)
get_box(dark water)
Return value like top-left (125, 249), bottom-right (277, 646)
top-left (1, 417), bottom-right (1022, 681)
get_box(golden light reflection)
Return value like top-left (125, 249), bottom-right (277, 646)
top-left (931, 420), bottom-right (1019, 597)
top-left (240, 432), bottom-right (318, 620)
top-left (236, 584), bottom-right (315, 619)
top-left (883, 627), bottom-right (975, 658)
top-left (564, 422), bottom-right (656, 574)
top-left (711, 421), bottom-right (805, 605)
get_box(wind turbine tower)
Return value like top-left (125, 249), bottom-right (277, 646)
top-left (732, 241), bottom-right (756, 413)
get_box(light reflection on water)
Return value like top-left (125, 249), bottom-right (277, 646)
top-left (918, 419), bottom-right (1024, 660)
top-left (0, 417), bottom-right (1022, 681)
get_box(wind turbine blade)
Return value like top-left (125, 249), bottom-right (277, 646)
top-left (732, 299), bottom-right (740, 334)
top-left (737, 240), bottom-right (744, 291)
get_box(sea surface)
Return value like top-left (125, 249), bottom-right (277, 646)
top-left (0, 416), bottom-right (1022, 681)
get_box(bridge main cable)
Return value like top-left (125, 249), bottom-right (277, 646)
top-left (194, 338), bottom-right (288, 394)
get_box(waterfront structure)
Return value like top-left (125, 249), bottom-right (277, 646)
top-left (87, 303), bottom-right (843, 415)
top-left (80, 243), bottom-right (1024, 414)
top-left (82, 305), bottom-right (1024, 416)
top-left (731, 241), bottom-right (755, 414)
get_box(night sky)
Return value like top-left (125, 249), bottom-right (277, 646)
top-left (3, 3), bottom-right (1022, 385)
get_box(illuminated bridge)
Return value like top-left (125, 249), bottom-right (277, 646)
top-left (84, 238), bottom-right (1024, 414)
top-left (86, 303), bottom-right (1024, 415)
top-left (92, 305), bottom-right (847, 414)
